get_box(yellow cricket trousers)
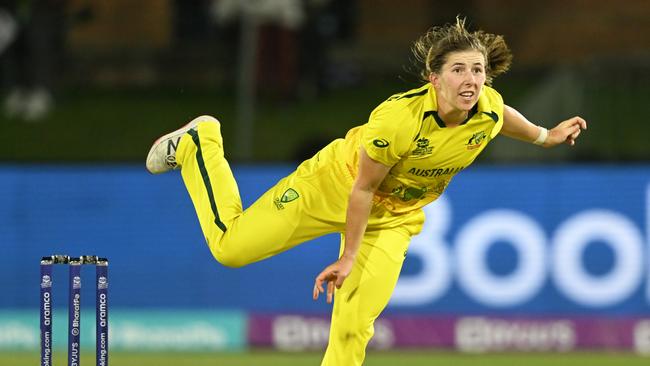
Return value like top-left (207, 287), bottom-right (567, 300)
top-left (176, 119), bottom-right (424, 365)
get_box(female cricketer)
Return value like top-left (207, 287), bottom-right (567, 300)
top-left (146, 18), bottom-right (587, 365)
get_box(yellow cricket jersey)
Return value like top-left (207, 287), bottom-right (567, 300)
top-left (337, 83), bottom-right (504, 213)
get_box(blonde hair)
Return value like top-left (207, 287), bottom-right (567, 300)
top-left (411, 17), bottom-right (512, 85)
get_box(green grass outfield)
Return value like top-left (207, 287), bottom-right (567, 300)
top-left (5, 351), bottom-right (649, 366)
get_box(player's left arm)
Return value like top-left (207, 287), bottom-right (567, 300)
top-left (500, 104), bottom-right (587, 147)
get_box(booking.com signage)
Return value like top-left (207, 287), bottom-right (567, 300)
top-left (0, 165), bottom-right (648, 315)
top-left (390, 166), bottom-right (650, 314)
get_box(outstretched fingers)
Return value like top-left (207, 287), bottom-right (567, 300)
top-left (312, 258), bottom-right (353, 303)
top-left (313, 268), bottom-right (337, 303)
top-left (313, 282), bottom-right (322, 300)
top-left (327, 281), bottom-right (335, 303)
top-left (313, 272), bottom-right (326, 300)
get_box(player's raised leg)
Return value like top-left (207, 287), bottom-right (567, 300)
top-left (177, 117), bottom-right (243, 251)
top-left (147, 116), bottom-right (348, 267)
top-left (146, 115), bottom-right (243, 253)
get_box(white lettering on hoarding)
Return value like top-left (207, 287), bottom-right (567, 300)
top-left (393, 184), bottom-right (650, 308)
top-left (455, 317), bottom-right (575, 353)
top-left (0, 323), bottom-right (38, 347)
top-left (115, 323), bottom-right (226, 350)
top-left (273, 316), bottom-right (329, 351)
top-left (552, 210), bottom-right (644, 307)
top-left (634, 320), bottom-right (650, 355)
top-left (456, 210), bottom-right (546, 306)
top-left (272, 316), bottom-right (394, 351)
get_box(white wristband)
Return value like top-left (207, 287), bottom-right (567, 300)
top-left (533, 126), bottom-right (548, 145)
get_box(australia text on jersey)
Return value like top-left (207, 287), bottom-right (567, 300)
top-left (407, 166), bottom-right (464, 178)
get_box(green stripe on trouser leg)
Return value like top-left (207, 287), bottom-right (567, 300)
top-left (187, 129), bottom-right (227, 232)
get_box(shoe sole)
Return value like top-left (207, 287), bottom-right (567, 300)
top-left (145, 115), bottom-right (216, 173)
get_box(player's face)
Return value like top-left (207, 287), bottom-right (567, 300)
top-left (430, 50), bottom-right (486, 113)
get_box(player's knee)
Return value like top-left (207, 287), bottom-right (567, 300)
top-left (213, 250), bottom-right (248, 268)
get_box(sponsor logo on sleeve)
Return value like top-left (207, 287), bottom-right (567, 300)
top-left (373, 139), bottom-right (390, 148)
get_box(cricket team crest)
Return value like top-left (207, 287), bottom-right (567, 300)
top-left (281, 188), bottom-right (299, 203)
top-left (466, 130), bottom-right (487, 150)
top-left (411, 137), bottom-right (433, 157)
top-left (274, 188), bottom-right (300, 210)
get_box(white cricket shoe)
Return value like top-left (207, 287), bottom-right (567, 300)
top-left (145, 115), bottom-right (218, 174)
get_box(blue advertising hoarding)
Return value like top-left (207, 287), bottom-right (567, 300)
top-left (0, 165), bottom-right (648, 315)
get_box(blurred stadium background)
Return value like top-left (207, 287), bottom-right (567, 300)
top-left (1, 0), bottom-right (649, 365)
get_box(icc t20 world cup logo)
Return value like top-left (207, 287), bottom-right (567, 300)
top-left (98, 276), bottom-right (108, 289)
top-left (41, 275), bottom-right (52, 289)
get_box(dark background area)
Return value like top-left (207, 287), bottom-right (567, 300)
top-left (1, 0), bottom-right (648, 163)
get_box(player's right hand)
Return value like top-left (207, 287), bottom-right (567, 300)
top-left (312, 256), bottom-right (355, 304)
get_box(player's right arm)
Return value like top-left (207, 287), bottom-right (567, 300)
top-left (313, 99), bottom-right (415, 303)
top-left (313, 148), bottom-right (391, 303)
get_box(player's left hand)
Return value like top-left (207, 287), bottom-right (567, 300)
top-left (313, 256), bottom-right (355, 304)
top-left (546, 116), bottom-right (587, 147)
